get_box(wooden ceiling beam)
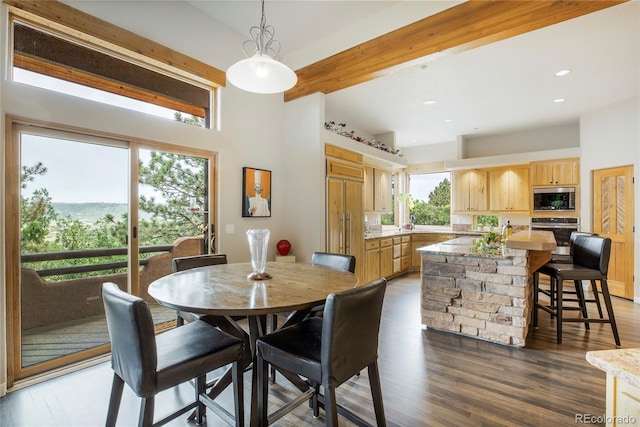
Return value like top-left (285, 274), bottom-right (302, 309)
top-left (285, 0), bottom-right (628, 102)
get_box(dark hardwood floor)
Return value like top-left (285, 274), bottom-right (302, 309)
top-left (1, 272), bottom-right (637, 426)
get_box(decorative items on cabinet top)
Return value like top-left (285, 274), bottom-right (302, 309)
top-left (324, 122), bottom-right (402, 156)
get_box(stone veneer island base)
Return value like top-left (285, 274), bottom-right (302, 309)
top-left (417, 231), bottom-right (556, 347)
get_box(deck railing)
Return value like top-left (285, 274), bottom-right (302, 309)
top-left (21, 245), bottom-right (174, 277)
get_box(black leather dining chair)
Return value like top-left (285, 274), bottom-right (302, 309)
top-left (269, 252), bottom-right (356, 381)
top-left (533, 236), bottom-right (620, 345)
top-left (257, 278), bottom-right (387, 427)
top-left (172, 253), bottom-right (228, 326)
top-left (102, 282), bottom-right (247, 427)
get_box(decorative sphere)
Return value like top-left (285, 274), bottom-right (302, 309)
top-left (276, 240), bottom-right (291, 256)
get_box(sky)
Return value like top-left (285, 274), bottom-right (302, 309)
top-left (409, 172), bottom-right (450, 202)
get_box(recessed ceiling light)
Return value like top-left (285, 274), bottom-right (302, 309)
top-left (423, 100), bottom-right (437, 105)
top-left (553, 98), bottom-right (566, 103)
top-left (411, 139), bottom-right (417, 143)
top-left (420, 65), bottom-right (428, 71)
top-left (444, 119), bottom-right (453, 123)
top-left (555, 69), bottom-right (571, 77)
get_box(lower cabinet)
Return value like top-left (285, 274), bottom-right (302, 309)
top-left (607, 374), bottom-right (640, 425)
top-left (365, 235), bottom-right (410, 282)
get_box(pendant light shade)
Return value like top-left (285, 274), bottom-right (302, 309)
top-left (226, 0), bottom-right (297, 94)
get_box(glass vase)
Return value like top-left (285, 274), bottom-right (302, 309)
top-left (246, 229), bottom-right (270, 280)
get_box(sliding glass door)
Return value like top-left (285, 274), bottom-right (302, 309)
top-left (6, 121), bottom-right (215, 383)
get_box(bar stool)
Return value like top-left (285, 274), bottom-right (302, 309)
top-left (533, 235), bottom-right (620, 345)
top-left (534, 232), bottom-right (603, 319)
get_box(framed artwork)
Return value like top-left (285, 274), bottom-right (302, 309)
top-left (242, 167), bottom-right (271, 217)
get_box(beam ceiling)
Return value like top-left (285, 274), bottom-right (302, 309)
top-left (285, 0), bottom-right (628, 102)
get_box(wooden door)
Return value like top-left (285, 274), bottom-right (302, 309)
top-left (593, 165), bottom-right (635, 299)
top-left (510, 167), bottom-right (530, 211)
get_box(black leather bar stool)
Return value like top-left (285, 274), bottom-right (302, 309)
top-left (533, 236), bottom-right (620, 345)
top-left (534, 232), bottom-right (603, 319)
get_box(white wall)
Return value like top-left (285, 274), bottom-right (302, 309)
top-left (580, 97), bottom-right (640, 301)
top-left (0, 1), bottom-right (293, 394)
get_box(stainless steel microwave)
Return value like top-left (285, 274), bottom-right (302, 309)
top-left (532, 187), bottom-right (576, 212)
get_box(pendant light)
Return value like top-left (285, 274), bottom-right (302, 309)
top-left (226, 0), bottom-right (297, 94)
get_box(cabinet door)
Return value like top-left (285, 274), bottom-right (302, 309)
top-left (364, 166), bottom-right (375, 211)
top-left (375, 169), bottom-right (392, 212)
top-left (530, 162), bottom-right (554, 186)
top-left (468, 170), bottom-right (488, 211)
top-left (344, 180), bottom-right (364, 280)
top-left (510, 167), bottom-right (530, 211)
top-left (452, 170), bottom-right (470, 212)
top-left (364, 240), bottom-right (380, 283)
top-left (489, 169), bottom-right (511, 211)
top-left (326, 178), bottom-right (345, 254)
top-left (380, 245), bottom-right (394, 278)
top-left (553, 160), bottom-right (579, 185)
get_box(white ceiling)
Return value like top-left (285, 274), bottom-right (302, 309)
top-left (187, 0), bottom-right (640, 148)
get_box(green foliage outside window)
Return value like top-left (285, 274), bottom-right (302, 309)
top-left (410, 178), bottom-right (451, 226)
top-left (475, 215), bottom-right (499, 228)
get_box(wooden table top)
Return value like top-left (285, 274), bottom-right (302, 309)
top-left (148, 261), bottom-right (360, 316)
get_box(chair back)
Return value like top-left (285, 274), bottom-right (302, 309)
top-left (569, 231), bottom-right (597, 256)
top-left (311, 252), bottom-right (356, 273)
top-left (102, 282), bottom-right (157, 397)
top-left (321, 278), bottom-right (386, 386)
top-left (172, 253), bottom-right (227, 272)
top-left (573, 236), bottom-right (612, 275)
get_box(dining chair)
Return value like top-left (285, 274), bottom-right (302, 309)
top-left (172, 253), bottom-right (228, 326)
top-left (257, 278), bottom-right (387, 426)
top-left (101, 282), bottom-right (247, 427)
top-left (533, 236), bottom-right (620, 345)
top-left (269, 252), bottom-right (356, 381)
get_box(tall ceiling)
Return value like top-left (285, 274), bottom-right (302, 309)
top-left (187, 0), bottom-right (639, 148)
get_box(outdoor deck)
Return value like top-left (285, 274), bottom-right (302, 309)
top-left (22, 304), bottom-right (176, 367)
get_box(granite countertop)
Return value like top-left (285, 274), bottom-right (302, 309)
top-left (586, 348), bottom-right (640, 388)
top-left (416, 237), bottom-right (508, 259)
top-left (364, 228), bottom-right (483, 240)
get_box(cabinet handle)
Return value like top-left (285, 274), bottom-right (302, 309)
top-left (345, 212), bottom-right (351, 252)
top-left (340, 212), bottom-right (345, 251)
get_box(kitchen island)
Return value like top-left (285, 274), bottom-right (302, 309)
top-left (417, 230), bottom-right (556, 347)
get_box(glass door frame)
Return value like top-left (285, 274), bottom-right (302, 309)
top-left (4, 117), bottom-right (217, 385)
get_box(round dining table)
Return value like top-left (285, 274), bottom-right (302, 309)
top-left (148, 261), bottom-right (360, 426)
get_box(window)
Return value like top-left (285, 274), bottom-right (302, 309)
top-left (8, 3), bottom-right (220, 127)
top-left (407, 172), bottom-right (451, 226)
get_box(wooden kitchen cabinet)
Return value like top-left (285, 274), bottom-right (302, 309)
top-left (452, 169), bottom-right (488, 212)
top-left (530, 158), bottom-right (579, 186)
top-left (326, 146), bottom-right (365, 281)
top-left (393, 235), bottom-right (412, 275)
top-left (364, 237), bottom-right (393, 283)
top-left (489, 166), bottom-right (530, 212)
top-left (607, 375), bottom-right (640, 425)
top-left (364, 166), bottom-right (392, 213)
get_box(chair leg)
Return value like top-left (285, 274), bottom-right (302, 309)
top-left (311, 383), bottom-right (320, 418)
top-left (573, 280), bottom-right (590, 330)
top-left (556, 276), bottom-right (563, 344)
top-left (232, 361), bottom-right (245, 427)
top-left (368, 362), bottom-right (387, 427)
top-left (176, 313), bottom-right (185, 327)
top-left (324, 386), bottom-right (339, 427)
top-left (590, 280), bottom-right (604, 318)
top-left (106, 374), bottom-right (125, 427)
top-left (138, 396), bottom-right (154, 427)
top-left (257, 354), bottom-right (269, 426)
top-left (195, 375), bottom-right (206, 425)
top-left (269, 314), bottom-right (277, 383)
top-left (600, 278), bottom-right (621, 346)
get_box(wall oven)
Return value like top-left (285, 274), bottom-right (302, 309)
top-left (530, 217), bottom-right (579, 255)
top-left (532, 187), bottom-right (576, 212)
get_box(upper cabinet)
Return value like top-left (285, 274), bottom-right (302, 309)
top-left (452, 169), bottom-right (488, 213)
top-left (489, 166), bottom-right (530, 212)
top-left (364, 166), bottom-right (392, 213)
top-left (530, 158), bottom-right (579, 186)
